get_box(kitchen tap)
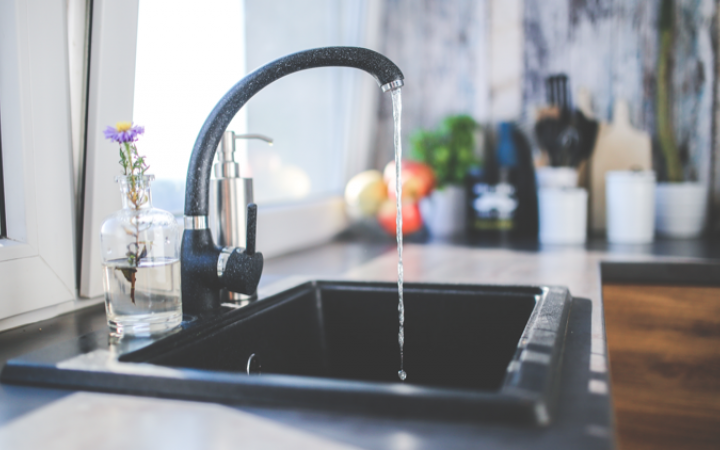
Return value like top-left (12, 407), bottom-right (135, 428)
top-left (181, 46), bottom-right (405, 314)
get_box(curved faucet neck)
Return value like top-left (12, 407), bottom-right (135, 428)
top-left (183, 46), bottom-right (404, 217)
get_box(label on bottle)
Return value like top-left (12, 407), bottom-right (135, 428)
top-left (470, 183), bottom-right (518, 231)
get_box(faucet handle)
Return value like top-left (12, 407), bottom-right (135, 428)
top-left (217, 203), bottom-right (261, 295)
top-left (246, 203), bottom-right (257, 255)
top-left (220, 247), bottom-right (263, 295)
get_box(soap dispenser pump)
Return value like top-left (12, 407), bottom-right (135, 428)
top-left (209, 130), bottom-right (272, 303)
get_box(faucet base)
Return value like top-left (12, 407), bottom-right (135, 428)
top-left (181, 229), bottom-right (263, 314)
top-left (181, 229), bottom-right (222, 313)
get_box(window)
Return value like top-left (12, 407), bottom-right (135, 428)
top-left (133, 0), bottom-right (247, 213)
top-left (1, 0), bottom-right (382, 318)
top-left (0, 0), bottom-right (78, 324)
top-left (133, 0), bottom-right (379, 209)
top-left (243, 0), bottom-right (356, 204)
top-left (80, 0), bottom-right (382, 298)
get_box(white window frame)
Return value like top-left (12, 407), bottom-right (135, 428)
top-left (78, 0), bottom-right (383, 297)
top-left (79, 0), bottom-right (140, 298)
top-left (0, 0), bottom-right (79, 323)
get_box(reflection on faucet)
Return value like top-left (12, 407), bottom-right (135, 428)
top-left (181, 46), bottom-right (405, 314)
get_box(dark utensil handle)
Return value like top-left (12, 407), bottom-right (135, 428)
top-left (558, 74), bottom-right (569, 111)
top-left (546, 77), bottom-right (554, 105)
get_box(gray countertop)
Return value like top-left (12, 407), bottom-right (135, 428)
top-left (1, 240), bottom-right (717, 449)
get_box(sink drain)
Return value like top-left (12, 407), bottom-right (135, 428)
top-left (246, 353), bottom-right (261, 375)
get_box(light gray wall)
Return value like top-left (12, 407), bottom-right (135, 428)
top-left (372, 0), bottom-right (492, 169)
top-left (524, 0), bottom-right (717, 186)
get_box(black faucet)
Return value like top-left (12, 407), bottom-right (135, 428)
top-left (181, 46), bottom-right (405, 314)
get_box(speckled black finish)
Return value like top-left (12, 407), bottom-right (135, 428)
top-left (221, 250), bottom-right (263, 295)
top-left (181, 204), bottom-right (263, 313)
top-left (220, 203), bottom-right (262, 294)
top-left (183, 47), bottom-right (404, 216)
top-left (181, 229), bottom-right (223, 313)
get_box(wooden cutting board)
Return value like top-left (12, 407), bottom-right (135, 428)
top-left (589, 100), bottom-right (652, 233)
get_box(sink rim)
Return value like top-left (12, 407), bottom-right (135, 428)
top-left (1, 278), bottom-right (572, 426)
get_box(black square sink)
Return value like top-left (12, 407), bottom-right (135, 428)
top-left (2, 280), bottom-right (572, 425)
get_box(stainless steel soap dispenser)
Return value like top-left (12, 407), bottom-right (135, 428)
top-left (209, 130), bottom-right (272, 302)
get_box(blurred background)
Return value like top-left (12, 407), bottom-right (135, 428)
top-left (128, 0), bottom-right (720, 244)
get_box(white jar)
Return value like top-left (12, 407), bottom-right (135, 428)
top-left (538, 188), bottom-right (587, 244)
top-left (606, 171), bottom-right (655, 244)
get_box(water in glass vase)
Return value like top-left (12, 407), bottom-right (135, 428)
top-left (102, 257), bottom-right (182, 336)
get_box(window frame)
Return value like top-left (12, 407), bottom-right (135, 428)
top-left (0, 0), bottom-right (383, 326)
top-left (78, 0), bottom-right (140, 298)
top-left (0, 0), bottom-right (79, 323)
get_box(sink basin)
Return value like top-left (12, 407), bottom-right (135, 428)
top-left (2, 280), bottom-right (572, 425)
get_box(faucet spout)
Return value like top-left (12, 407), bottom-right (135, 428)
top-left (181, 46), bottom-right (404, 314)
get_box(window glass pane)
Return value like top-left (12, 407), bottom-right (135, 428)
top-left (133, 0), bottom-right (246, 214)
top-left (134, 0), bottom-right (359, 212)
top-left (244, 0), bottom-right (349, 205)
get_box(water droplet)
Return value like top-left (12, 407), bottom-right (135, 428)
top-left (165, 237), bottom-right (170, 244)
top-left (398, 370), bottom-right (407, 381)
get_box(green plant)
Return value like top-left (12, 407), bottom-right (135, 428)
top-left (657, 0), bottom-right (682, 182)
top-left (410, 115), bottom-right (479, 189)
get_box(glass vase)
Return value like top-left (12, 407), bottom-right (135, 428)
top-left (100, 175), bottom-right (182, 336)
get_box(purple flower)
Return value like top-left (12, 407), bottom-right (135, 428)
top-left (104, 122), bottom-right (145, 144)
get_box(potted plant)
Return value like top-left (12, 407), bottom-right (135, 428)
top-left (654, 0), bottom-right (708, 238)
top-left (410, 115), bottom-right (480, 237)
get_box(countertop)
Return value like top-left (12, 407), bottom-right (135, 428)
top-left (1, 238), bottom-right (719, 449)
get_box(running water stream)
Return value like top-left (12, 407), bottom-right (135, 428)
top-left (391, 88), bottom-right (407, 382)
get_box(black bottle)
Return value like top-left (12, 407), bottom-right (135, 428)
top-left (467, 122), bottom-right (538, 240)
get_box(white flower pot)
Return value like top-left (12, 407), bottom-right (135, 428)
top-left (420, 185), bottom-right (466, 238)
top-left (655, 183), bottom-right (707, 238)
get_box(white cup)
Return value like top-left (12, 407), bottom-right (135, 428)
top-left (538, 188), bottom-right (587, 244)
top-left (606, 171), bottom-right (655, 244)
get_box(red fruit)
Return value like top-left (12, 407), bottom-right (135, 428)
top-left (383, 160), bottom-right (435, 201)
top-left (377, 199), bottom-right (423, 235)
